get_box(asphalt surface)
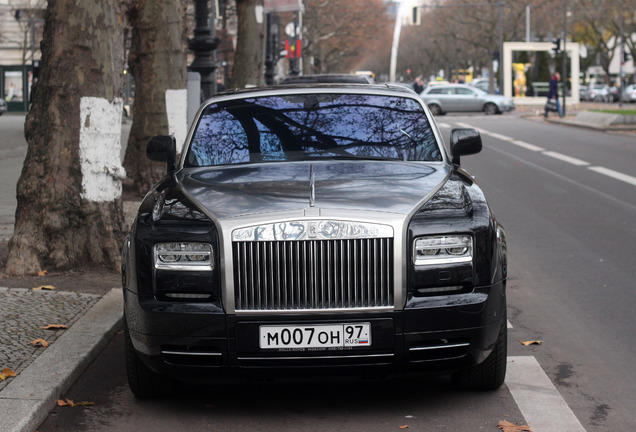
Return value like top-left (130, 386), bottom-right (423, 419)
top-left (0, 103), bottom-right (632, 432)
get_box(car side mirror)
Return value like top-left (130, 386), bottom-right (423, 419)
top-left (450, 128), bottom-right (482, 167)
top-left (147, 135), bottom-right (176, 173)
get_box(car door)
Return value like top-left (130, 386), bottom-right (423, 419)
top-left (454, 86), bottom-right (482, 112)
top-left (424, 87), bottom-right (452, 112)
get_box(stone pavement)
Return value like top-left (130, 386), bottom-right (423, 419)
top-left (0, 288), bottom-right (122, 432)
top-left (0, 288), bottom-right (100, 392)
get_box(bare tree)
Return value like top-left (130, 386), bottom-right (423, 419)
top-left (123, 0), bottom-right (187, 195)
top-left (6, 0), bottom-right (127, 275)
top-left (9, 1), bottom-right (46, 65)
top-left (302, 0), bottom-right (391, 74)
top-left (230, 0), bottom-right (265, 88)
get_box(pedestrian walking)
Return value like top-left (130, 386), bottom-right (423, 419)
top-left (544, 71), bottom-right (562, 119)
top-left (412, 77), bottom-right (424, 94)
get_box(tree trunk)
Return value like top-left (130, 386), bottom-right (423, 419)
top-left (123, 0), bottom-right (187, 196)
top-left (230, 0), bottom-right (265, 88)
top-left (6, 0), bottom-right (127, 276)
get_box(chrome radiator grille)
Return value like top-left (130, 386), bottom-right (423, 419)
top-left (232, 238), bottom-right (394, 311)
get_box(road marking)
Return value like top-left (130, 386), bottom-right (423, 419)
top-left (507, 356), bottom-right (586, 432)
top-left (446, 122), bottom-right (636, 188)
top-left (507, 320), bottom-right (513, 329)
top-left (588, 166), bottom-right (636, 186)
top-left (542, 151), bottom-right (590, 166)
top-left (437, 122), bottom-right (451, 129)
top-left (487, 144), bottom-right (636, 212)
top-left (511, 140), bottom-right (545, 152)
top-left (486, 132), bottom-right (514, 142)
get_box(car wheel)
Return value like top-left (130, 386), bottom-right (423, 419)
top-left (125, 325), bottom-right (176, 398)
top-left (483, 103), bottom-right (498, 115)
top-left (452, 308), bottom-right (507, 391)
top-left (428, 104), bottom-right (443, 116)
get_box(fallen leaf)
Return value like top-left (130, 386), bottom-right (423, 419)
top-left (31, 339), bottom-right (49, 348)
top-left (33, 285), bottom-right (55, 291)
top-left (57, 398), bottom-right (95, 408)
top-left (38, 270), bottom-right (48, 276)
top-left (399, 426), bottom-right (409, 429)
top-left (519, 340), bottom-right (542, 346)
top-left (41, 324), bottom-right (68, 330)
top-left (0, 368), bottom-right (17, 380)
top-left (498, 420), bottom-right (533, 432)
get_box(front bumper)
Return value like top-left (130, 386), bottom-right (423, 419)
top-left (124, 281), bottom-right (505, 379)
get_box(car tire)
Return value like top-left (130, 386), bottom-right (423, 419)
top-left (125, 325), bottom-right (176, 398)
top-left (452, 309), bottom-right (507, 391)
top-left (428, 104), bottom-right (443, 116)
top-left (483, 103), bottom-right (498, 115)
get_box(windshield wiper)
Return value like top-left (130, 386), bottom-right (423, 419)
top-left (303, 153), bottom-right (402, 161)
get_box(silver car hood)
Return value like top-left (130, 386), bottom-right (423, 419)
top-left (178, 160), bottom-right (451, 313)
top-left (178, 160), bottom-right (450, 220)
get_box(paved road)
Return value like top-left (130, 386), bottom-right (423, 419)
top-left (436, 114), bottom-right (636, 430)
top-left (32, 110), bottom-right (636, 432)
top-left (0, 114), bottom-right (26, 241)
top-left (2, 109), bottom-right (633, 431)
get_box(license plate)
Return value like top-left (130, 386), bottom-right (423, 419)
top-left (259, 323), bottom-right (371, 349)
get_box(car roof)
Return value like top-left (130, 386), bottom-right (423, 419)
top-left (279, 74), bottom-right (372, 84)
top-left (210, 83), bottom-right (418, 101)
top-left (423, 83), bottom-right (480, 91)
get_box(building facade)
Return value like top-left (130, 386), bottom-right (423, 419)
top-left (0, 0), bottom-right (45, 112)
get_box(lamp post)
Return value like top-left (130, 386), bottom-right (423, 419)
top-left (562, 0), bottom-right (567, 117)
top-left (188, 0), bottom-right (221, 99)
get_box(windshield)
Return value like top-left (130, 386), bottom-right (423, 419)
top-left (185, 93), bottom-right (442, 167)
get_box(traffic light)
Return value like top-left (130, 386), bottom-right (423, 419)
top-left (624, 52), bottom-right (631, 62)
top-left (552, 39), bottom-right (561, 54)
top-left (32, 60), bottom-right (40, 79)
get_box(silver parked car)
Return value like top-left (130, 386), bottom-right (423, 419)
top-left (420, 84), bottom-right (515, 115)
top-left (583, 83), bottom-right (610, 102)
top-left (621, 84), bottom-right (636, 103)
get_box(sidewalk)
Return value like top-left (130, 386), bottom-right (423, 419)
top-left (0, 288), bottom-right (122, 432)
top-left (519, 101), bottom-right (636, 132)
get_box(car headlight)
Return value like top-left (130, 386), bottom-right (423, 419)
top-left (413, 235), bottom-right (472, 265)
top-left (154, 242), bottom-right (214, 271)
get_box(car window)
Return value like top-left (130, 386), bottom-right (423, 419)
top-left (454, 88), bottom-right (475, 95)
top-left (186, 94), bottom-right (442, 166)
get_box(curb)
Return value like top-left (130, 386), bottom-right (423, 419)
top-left (0, 288), bottom-right (123, 432)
